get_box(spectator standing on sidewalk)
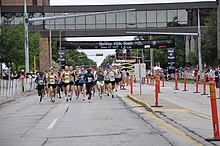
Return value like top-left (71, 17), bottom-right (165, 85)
top-left (11, 71), bottom-right (19, 79)
top-left (214, 68), bottom-right (219, 88)
top-left (20, 69), bottom-right (26, 92)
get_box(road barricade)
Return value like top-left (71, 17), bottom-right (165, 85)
top-left (201, 74), bottom-right (208, 95)
top-left (151, 74), bottom-right (162, 107)
top-left (194, 74), bottom-right (200, 93)
top-left (174, 73), bottom-right (179, 90)
top-left (206, 77), bottom-right (220, 141)
top-left (120, 75), bottom-right (126, 90)
top-left (182, 72), bottom-right (188, 91)
top-left (0, 78), bottom-right (36, 98)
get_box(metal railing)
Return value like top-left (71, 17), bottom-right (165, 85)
top-left (0, 78), bottom-right (36, 98)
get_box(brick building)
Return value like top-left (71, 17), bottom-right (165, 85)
top-left (1, 0), bottom-right (50, 6)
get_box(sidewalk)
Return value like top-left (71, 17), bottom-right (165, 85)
top-left (118, 81), bottom-right (220, 144)
top-left (0, 90), bottom-right (36, 105)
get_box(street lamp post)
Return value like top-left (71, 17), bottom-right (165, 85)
top-left (197, 8), bottom-right (203, 81)
top-left (24, 0), bottom-right (29, 73)
top-left (59, 30), bottom-right (62, 69)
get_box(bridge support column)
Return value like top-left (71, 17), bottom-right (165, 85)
top-left (217, 0), bottom-right (220, 64)
top-left (39, 37), bottom-right (51, 71)
top-left (185, 35), bottom-right (196, 66)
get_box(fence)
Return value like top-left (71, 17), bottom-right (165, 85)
top-left (0, 78), bottom-right (36, 98)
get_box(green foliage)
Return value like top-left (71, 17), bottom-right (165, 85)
top-left (189, 50), bottom-right (198, 65)
top-left (0, 24), bottom-right (40, 71)
top-left (135, 35), bottom-right (185, 68)
top-left (101, 55), bottom-right (115, 67)
top-left (52, 39), bottom-right (97, 67)
top-left (202, 10), bottom-right (217, 65)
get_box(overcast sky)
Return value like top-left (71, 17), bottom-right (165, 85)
top-left (50, 0), bottom-right (215, 66)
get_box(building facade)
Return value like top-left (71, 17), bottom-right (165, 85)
top-left (1, 0), bottom-right (50, 6)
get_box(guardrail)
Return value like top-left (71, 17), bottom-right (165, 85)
top-left (0, 78), bottom-right (36, 98)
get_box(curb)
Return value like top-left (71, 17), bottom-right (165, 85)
top-left (126, 94), bottom-right (154, 112)
top-left (0, 90), bottom-right (36, 106)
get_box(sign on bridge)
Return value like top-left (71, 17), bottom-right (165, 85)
top-left (58, 40), bottom-right (175, 49)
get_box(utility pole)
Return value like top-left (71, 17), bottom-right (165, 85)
top-left (24, 0), bottom-right (29, 73)
top-left (197, 8), bottom-right (203, 80)
top-left (59, 30), bottom-right (62, 69)
top-left (49, 20), bottom-right (52, 68)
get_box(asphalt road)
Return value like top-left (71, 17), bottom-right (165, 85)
top-left (0, 91), bottom-right (209, 146)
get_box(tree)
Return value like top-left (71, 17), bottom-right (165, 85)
top-left (0, 24), bottom-right (40, 71)
top-left (51, 39), bottom-right (97, 67)
top-left (189, 50), bottom-right (198, 65)
top-left (134, 35), bottom-right (185, 69)
top-left (101, 55), bottom-right (115, 67)
top-left (202, 10), bottom-right (217, 65)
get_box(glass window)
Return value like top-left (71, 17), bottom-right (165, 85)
top-left (168, 10), bottom-right (177, 22)
top-left (106, 13), bottom-right (115, 24)
top-left (137, 11), bottom-right (146, 28)
top-left (147, 11), bottom-right (156, 22)
top-left (178, 10), bottom-right (187, 22)
top-left (76, 15), bottom-right (86, 29)
top-left (96, 14), bottom-right (105, 24)
top-left (157, 22), bottom-right (167, 27)
top-left (147, 22), bottom-right (156, 27)
top-left (106, 13), bottom-right (116, 28)
top-left (14, 17), bottom-right (23, 24)
top-left (44, 13), bottom-right (54, 29)
top-left (86, 15), bottom-right (95, 24)
top-left (66, 24), bottom-right (75, 30)
top-left (96, 14), bottom-right (105, 29)
top-left (65, 13), bottom-right (75, 24)
top-left (54, 13), bottom-right (65, 27)
top-left (32, 13), bottom-right (43, 25)
top-left (55, 24), bottom-right (65, 30)
top-left (86, 24), bottom-right (96, 29)
top-left (86, 15), bottom-right (95, 29)
top-left (116, 12), bottom-right (126, 28)
top-left (126, 11), bottom-right (136, 28)
top-left (157, 10), bottom-right (166, 22)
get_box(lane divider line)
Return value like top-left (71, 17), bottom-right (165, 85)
top-left (47, 119), bottom-right (58, 130)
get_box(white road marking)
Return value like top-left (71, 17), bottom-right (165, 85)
top-left (65, 104), bottom-right (69, 108)
top-left (47, 119), bottom-right (58, 130)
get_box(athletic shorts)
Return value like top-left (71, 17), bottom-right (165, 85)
top-left (70, 81), bottom-right (74, 86)
top-left (115, 78), bottom-right (120, 84)
top-left (62, 82), bottom-right (70, 88)
top-left (92, 80), bottom-right (97, 86)
top-left (37, 85), bottom-right (45, 90)
top-left (57, 84), bottom-right (62, 88)
top-left (79, 83), bottom-right (85, 87)
top-left (119, 78), bottom-right (122, 82)
top-left (110, 81), bottom-right (116, 86)
top-left (75, 80), bottom-right (79, 86)
top-left (97, 81), bottom-right (105, 86)
top-left (105, 80), bottom-right (110, 85)
top-left (48, 84), bottom-right (57, 89)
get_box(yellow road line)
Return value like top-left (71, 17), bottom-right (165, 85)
top-left (159, 98), bottom-right (212, 119)
top-left (122, 96), bottom-right (202, 146)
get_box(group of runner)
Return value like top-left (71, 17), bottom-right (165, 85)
top-left (35, 65), bottom-right (122, 104)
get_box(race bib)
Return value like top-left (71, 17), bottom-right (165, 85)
top-left (38, 80), bottom-right (44, 85)
top-left (65, 76), bottom-right (70, 82)
top-left (50, 79), bottom-right (55, 84)
top-left (88, 77), bottom-right (93, 83)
